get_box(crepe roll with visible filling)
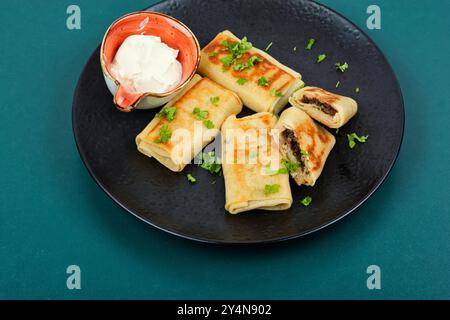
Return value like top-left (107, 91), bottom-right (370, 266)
top-left (136, 74), bottom-right (243, 172)
top-left (221, 113), bottom-right (292, 214)
top-left (199, 30), bottom-right (304, 114)
top-left (274, 107), bottom-right (335, 186)
top-left (289, 86), bottom-right (358, 128)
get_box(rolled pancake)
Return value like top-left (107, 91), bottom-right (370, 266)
top-left (274, 107), bottom-right (335, 186)
top-left (221, 112), bottom-right (292, 214)
top-left (289, 86), bottom-right (358, 128)
top-left (136, 74), bottom-right (243, 172)
top-left (199, 30), bottom-right (304, 114)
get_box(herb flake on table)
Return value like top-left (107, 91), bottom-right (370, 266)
top-left (301, 196), bottom-right (312, 206)
top-left (199, 151), bottom-right (222, 175)
top-left (186, 173), bottom-right (196, 184)
top-left (335, 62), bottom-right (349, 73)
top-left (265, 42), bottom-right (273, 51)
top-left (347, 132), bottom-right (369, 149)
top-left (335, 81), bottom-right (340, 88)
top-left (355, 87), bottom-right (360, 93)
top-left (306, 38), bottom-right (316, 50)
top-left (316, 53), bottom-right (327, 63)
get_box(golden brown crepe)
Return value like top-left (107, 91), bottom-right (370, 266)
top-left (221, 112), bottom-right (292, 214)
top-left (274, 107), bottom-right (336, 186)
top-left (199, 30), bottom-right (304, 114)
top-left (289, 86), bottom-right (358, 128)
top-left (136, 74), bottom-right (243, 172)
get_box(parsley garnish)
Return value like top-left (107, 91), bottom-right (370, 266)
top-left (258, 76), bottom-right (269, 87)
top-left (210, 96), bottom-right (220, 106)
top-left (355, 87), bottom-right (360, 93)
top-left (237, 77), bottom-right (247, 85)
top-left (154, 124), bottom-right (172, 144)
top-left (264, 184), bottom-right (280, 195)
top-left (316, 54), bottom-right (327, 63)
top-left (347, 133), bottom-right (369, 149)
top-left (220, 54), bottom-right (235, 67)
top-left (335, 62), bottom-right (349, 73)
top-left (233, 55), bottom-right (263, 71)
top-left (271, 88), bottom-right (284, 97)
top-left (193, 107), bottom-right (209, 120)
top-left (222, 37), bottom-right (252, 58)
top-left (199, 151), bottom-right (222, 175)
top-left (281, 159), bottom-right (300, 173)
top-left (293, 46), bottom-right (297, 52)
top-left (156, 107), bottom-right (177, 122)
top-left (265, 42), bottom-right (273, 51)
top-left (336, 81), bottom-right (340, 88)
top-left (301, 196), bottom-right (312, 206)
top-left (209, 51), bottom-right (218, 57)
top-left (204, 120), bottom-right (215, 129)
top-left (186, 173), bottom-right (196, 184)
top-left (306, 38), bottom-right (316, 50)
top-left (335, 128), bottom-right (340, 134)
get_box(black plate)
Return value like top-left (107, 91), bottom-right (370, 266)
top-left (73, 0), bottom-right (404, 244)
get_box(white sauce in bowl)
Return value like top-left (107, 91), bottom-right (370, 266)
top-left (110, 35), bottom-right (182, 94)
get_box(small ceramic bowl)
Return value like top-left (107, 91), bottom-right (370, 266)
top-left (100, 11), bottom-right (200, 112)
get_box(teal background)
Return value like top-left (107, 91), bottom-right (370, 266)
top-left (0, 0), bottom-right (449, 299)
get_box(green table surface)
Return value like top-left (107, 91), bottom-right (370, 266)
top-left (1, 0), bottom-right (449, 300)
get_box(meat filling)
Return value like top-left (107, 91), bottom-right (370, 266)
top-left (301, 96), bottom-right (337, 116)
top-left (281, 129), bottom-right (309, 175)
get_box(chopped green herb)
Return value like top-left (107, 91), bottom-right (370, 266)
top-left (258, 76), bottom-right (269, 87)
top-left (281, 158), bottom-right (300, 173)
top-left (306, 38), bottom-right (316, 50)
top-left (220, 54), bottom-right (235, 67)
top-left (193, 107), bottom-right (209, 120)
top-left (264, 165), bottom-right (280, 175)
top-left (233, 55), bottom-right (263, 71)
top-left (294, 83), bottom-right (305, 92)
top-left (271, 88), bottom-right (284, 97)
top-left (335, 62), bottom-right (349, 73)
top-left (347, 133), bottom-right (369, 149)
top-left (237, 77), bottom-right (247, 85)
top-left (222, 36), bottom-right (252, 58)
top-left (301, 196), bottom-right (312, 206)
top-left (355, 87), bottom-right (360, 93)
top-left (335, 81), bottom-right (340, 88)
top-left (208, 51), bottom-right (218, 57)
top-left (293, 46), bottom-right (297, 52)
top-left (199, 151), bottom-right (222, 175)
top-left (156, 106), bottom-right (177, 122)
top-left (264, 184), bottom-right (280, 195)
top-left (265, 42), bottom-right (273, 51)
top-left (210, 96), bottom-right (220, 106)
top-left (316, 53), bottom-right (327, 63)
top-left (154, 124), bottom-right (172, 144)
top-left (204, 120), bottom-right (215, 129)
top-left (186, 173), bottom-right (196, 184)
top-left (335, 128), bottom-right (340, 134)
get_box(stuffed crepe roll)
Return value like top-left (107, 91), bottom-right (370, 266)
top-left (221, 112), bottom-right (292, 214)
top-left (136, 74), bottom-right (243, 172)
top-left (199, 30), bottom-right (304, 114)
top-left (274, 107), bottom-right (335, 186)
top-left (289, 86), bottom-right (358, 128)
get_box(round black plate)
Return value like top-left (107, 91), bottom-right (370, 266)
top-left (73, 0), bottom-right (404, 244)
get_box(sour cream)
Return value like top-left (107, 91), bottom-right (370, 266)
top-left (109, 35), bottom-right (182, 94)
